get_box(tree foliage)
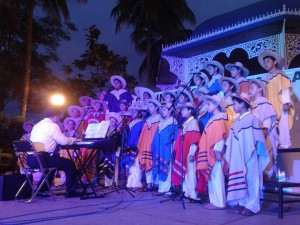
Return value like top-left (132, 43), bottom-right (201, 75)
top-left (111, 0), bottom-right (196, 87)
top-left (62, 25), bottom-right (138, 98)
top-left (0, 0), bottom-right (77, 115)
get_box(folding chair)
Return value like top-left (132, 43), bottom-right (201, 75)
top-left (13, 140), bottom-right (56, 203)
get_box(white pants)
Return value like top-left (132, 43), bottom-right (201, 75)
top-left (208, 162), bottom-right (226, 208)
top-left (278, 110), bottom-right (291, 148)
top-left (182, 159), bottom-right (197, 199)
top-left (239, 154), bottom-right (261, 213)
top-left (126, 157), bottom-right (143, 188)
top-left (157, 164), bottom-right (172, 193)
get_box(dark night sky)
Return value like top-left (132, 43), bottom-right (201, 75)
top-left (5, 0), bottom-right (262, 118)
top-left (51, 0), bottom-right (261, 85)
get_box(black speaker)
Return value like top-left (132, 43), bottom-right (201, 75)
top-left (0, 173), bottom-right (32, 200)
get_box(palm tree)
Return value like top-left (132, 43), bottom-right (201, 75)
top-left (111, 0), bottom-right (196, 87)
top-left (21, 0), bottom-right (87, 119)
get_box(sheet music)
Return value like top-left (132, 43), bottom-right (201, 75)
top-left (85, 121), bottom-right (110, 139)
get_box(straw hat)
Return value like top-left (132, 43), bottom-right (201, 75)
top-left (177, 87), bottom-right (193, 103)
top-left (177, 102), bottom-right (195, 110)
top-left (204, 95), bottom-right (226, 112)
top-left (63, 117), bottom-right (79, 130)
top-left (250, 79), bottom-right (266, 97)
top-left (192, 87), bottom-right (209, 98)
top-left (110, 75), bottom-right (127, 88)
top-left (203, 60), bottom-right (224, 74)
top-left (139, 87), bottom-right (156, 100)
top-left (193, 72), bottom-right (209, 86)
top-left (225, 62), bottom-right (249, 77)
top-left (79, 96), bottom-right (94, 106)
top-left (145, 99), bottom-right (162, 108)
top-left (68, 105), bottom-right (84, 118)
top-left (91, 99), bottom-right (103, 108)
top-left (96, 90), bottom-right (107, 99)
top-left (162, 90), bottom-right (177, 100)
top-left (134, 87), bottom-right (142, 97)
top-left (105, 112), bottom-right (122, 125)
top-left (232, 92), bottom-right (252, 108)
top-left (128, 104), bottom-right (144, 114)
top-left (23, 122), bottom-right (35, 133)
top-left (258, 50), bottom-right (285, 69)
top-left (219, 77), bottom-right (240, 94)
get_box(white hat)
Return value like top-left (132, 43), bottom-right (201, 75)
top-left (23, 122), bottom-right (35, 133)
top-left (225, 62), bottom-right (249, 77)
top-left (68, 105), bottom-right (84, 118)
top-left (105, 112), bottom-right (122, 125)
top-left (96, 90), bottom-right (107, 99)
top-left (91, 99), bottom-right (102, 108)
top-left (258, 50), bottom-right (285, 69)
top-left (128, 105), bottom-right (144, 114)
top-left (192, 87), bottom-right (209, 98)
top-left (177, 87), bottom-right (193, 103)
top-left (139, 87), bottom-right (156, 100)
top-left (162, 90), bottom-right (177, 100)
top-left (250, 79), bottom-right (266, 97)
top-left (63, 117), bottom-right (79, 130)
top-left (219, 77), bottom-right (240, 94)
top-left (193, 72), bottom-right (209, 86)
top-left (232, 92), bottom-right (252, 108)
top-left (134, 87), bottom-right (142, 97)
top-left (204, 95), bottom-right (227, 112)
top-left (79, 96), bottom-right (94, 106)
top-left (110, 75), bottom-right (127, 88)
top-left (145, 99), bottom-right (162, 108)
top-left (203, 60), bottom-right (224, 74)
top-left (177, 102), bottom-right (195, 110)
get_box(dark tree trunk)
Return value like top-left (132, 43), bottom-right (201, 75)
top-left (21, 0), bottom-right (34, 118)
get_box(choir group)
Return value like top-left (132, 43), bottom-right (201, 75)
top-left (22, 50), bottom-right (295, 216)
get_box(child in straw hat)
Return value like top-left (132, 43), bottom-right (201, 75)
top-left (258, 50), bottom-right (295, 148)
top-left (197, 95), bottom-right (230, 209)
top-left (225, 93), bottom-right (270, 216)
top-left (171, 102), bottom-right (200, 200)
top-left (249, 79), bottom-right (278, 179)
top-left (152, 104), bottom-right (178, 194)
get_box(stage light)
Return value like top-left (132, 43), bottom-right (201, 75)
top-left (50, 94), bottom-right (65, 106)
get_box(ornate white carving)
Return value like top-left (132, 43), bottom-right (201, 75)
top-left (186, 35), bottom-right (280, 75)
top-left (162, 56), bottom-right (185, 81)
top-left (163, 4), bottom-right (300, 51)
top-left (285, 33), bottom-right (300, 66)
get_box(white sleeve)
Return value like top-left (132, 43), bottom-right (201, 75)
top-left (213, 139), bottom-right (225, 152)
top-left (52, 124), bottom-right (76, 145)
top-left (188, 144), bottom-right (198, 157)
top-left (281, 88), bottom-right (291, 105)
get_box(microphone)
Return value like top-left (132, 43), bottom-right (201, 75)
top-left (82, 106), bottom-right (94, 109)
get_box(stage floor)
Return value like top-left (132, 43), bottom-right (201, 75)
top-left (0, 187), bottom-right (299, 225)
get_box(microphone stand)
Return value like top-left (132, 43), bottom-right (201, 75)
top-left (117, 110), bottom-right (144, 198)
top-left (102, 112), bottom-right (136, 197)
top-left (160, 94), bottom-right (203, 208)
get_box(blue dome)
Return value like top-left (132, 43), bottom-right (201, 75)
top-left (191, 0), bottom-right (300, 38)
